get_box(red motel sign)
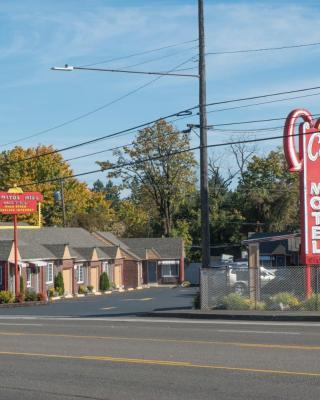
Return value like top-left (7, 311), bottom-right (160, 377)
top-left (284, 109), bottom-right (320, 264)
top-left (0, 191), bottom-right (43, 215)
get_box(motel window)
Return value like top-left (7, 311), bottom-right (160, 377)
top-left (76, 264), bottom-right (84, 283)
top-left (102, 261), bottom-right (109, 275)
top-left (160, 261), bottom-right (179, 277)
top-left (26, 268), bottom-right (32, 288)
top-left (46, 263), bottom-right (54, 284)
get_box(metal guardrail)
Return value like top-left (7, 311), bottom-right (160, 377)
top-left (200, 266), bottom-right (320, 311)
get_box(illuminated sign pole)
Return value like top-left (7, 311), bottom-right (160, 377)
top-left (0, 187), bottom-right (43, 296)
top-left (284, 109), bottom-right (320, 297)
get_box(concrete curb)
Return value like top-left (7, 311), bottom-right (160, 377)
top-left (145, 311), bottom-right (320, 322)
top-left (0, 301), bottom-right (48, 309)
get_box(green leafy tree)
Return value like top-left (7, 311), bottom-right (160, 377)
top-left (236, 149), bottom-right (299, 232)
top-left (99, 272), bottom-right (110, 291)
top-left (92, 179), bottom-right (105, 193)
top-left (54, 272), bottom-right (64, 296)
top-left (99, 120), bottom-right (197, 236)
top-left (117, 200), bottom-right (149, 237)
top-left (71, 192), bottom-right (119, 232)
top-left (0, 145), bottom-right (91, 226)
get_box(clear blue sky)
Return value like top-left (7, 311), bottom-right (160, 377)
top-left (1, 0), bottom-right (320, 187)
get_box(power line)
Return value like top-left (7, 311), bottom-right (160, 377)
top-left (1, 56), bottom-right (196, 149)
top-left (206, 92), bottom-right (320, 115)
top-left (212, 114), bottom-right (320, 128)
top-left (13, 127), bottom-right (311, 189)
top-left (206, 40), bottom-right (320, 56)
top-left (0, 111), bottom-right (314, 168)
top-left (119, 45), bottom-right (198, 70)
top-left (79, 39), bottom-right (198, 68)
top-left (64, 129), bottom-right (197, 163)
top-left (3, 82), bottom-right (320, 150)
top-left (204, 85), bottom-right (320, 109)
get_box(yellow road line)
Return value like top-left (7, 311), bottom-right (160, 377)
top-left (0, 350), bottom-right (319, 377)
top-left (0, 331), bottom-right (319, 351)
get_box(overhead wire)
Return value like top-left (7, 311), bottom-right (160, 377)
top-left (1, 55), bottom-right (196, 149)
top-left (3, 83), bottom-right (320, 149)
top-left (14, 127), bottom-right (313, 189)
top-left (206, 40), bottom-right (320, 56)
top-left (79, 39), bottom-right (198, 68)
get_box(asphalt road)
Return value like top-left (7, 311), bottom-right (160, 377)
top-left (1, 289), bottom-right (320, 399)
top-left (0, 287), bottom-right (197, 317)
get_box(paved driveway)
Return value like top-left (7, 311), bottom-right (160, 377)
top-left (0, 287), bottom-right (198, 317)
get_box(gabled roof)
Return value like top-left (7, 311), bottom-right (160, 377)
top-left (18, 243), bottom-right (57, 261)
top-left (95, 232), bottom-right (140, 260)
top-left (95, 232), bottom-right (184, 260)
top-left (42, 244), bottom-right (70, 259)
top-left (0, 227), bottom-right (106, 248)
top-left (0, 240), bottom-right (13, 260)
top-left (120, 237), bottom-right (183, 259)
top-left (96, 246), bottom-right (119, 259)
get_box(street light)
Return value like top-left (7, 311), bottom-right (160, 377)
top-left (51, 64), bottom-right (199, 78)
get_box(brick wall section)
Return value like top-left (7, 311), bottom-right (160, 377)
top-left (0, 261), bottom-right (6, 290)
top-left (142, 261), bottom-right (148, 284)
top-left (122, 260), bottom-right (138, 288)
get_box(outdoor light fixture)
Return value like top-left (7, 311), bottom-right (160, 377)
top-left (51, 64), bottom-right (74, 71)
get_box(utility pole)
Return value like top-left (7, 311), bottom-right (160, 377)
top-left (60, 179), bottom-right (67, 227)
top-left (198, 0), bottom-right (210, 268)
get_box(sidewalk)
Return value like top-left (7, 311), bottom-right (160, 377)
top-left (146, 308), bottom-right (320, 321)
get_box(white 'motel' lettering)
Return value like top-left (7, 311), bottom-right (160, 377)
top-left (310, 196), bottom-right (320, 210)
top-left (308, 132), bottom-right (320, 161)
top-left (309, 182), bottom-right (320, 255)
top-left (311, 182), bottom-right (320, 195)
top-left (312, 212), bottom-right (320, 225)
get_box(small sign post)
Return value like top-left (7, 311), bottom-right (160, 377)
top-left (0, 187), bottom-right (43, 295)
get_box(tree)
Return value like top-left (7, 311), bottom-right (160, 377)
top-left (54, 272), bottom-right (64, 296)
top-left (117, 200), bottom-right (149, 237)
top-left (236, 149), bottom-right (299, 232)
top-left (92, 179), bottom-right (105, 193)
top-left (71, 192), bottom-right (119, 232)
top-left (99, 120), bottom-right (197, 236)
top-left (0, 145), bottom-right (90, 226)
top-left (92, 179), bottom-right (120, 203)
top-left (99, 272), bottom-right (110, 291)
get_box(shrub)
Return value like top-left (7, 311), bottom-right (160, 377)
top-left (48, 288), bottom-right (55, 298)
top-left (181, 280), bottom-right (191, 288)
top-left (269, 292), bottom-right (301, 310)
top-left (37, 292), bottom-right (47, 302)
top-left (78, 285), bottom-right (87, 295)
top-left (54, 272), bottom-right (64, 296)
top-left (0, 290), bottom-right (13, 304)
top-left (221, 293), bottom-right (251, 310)
top-left (24, 290), bottom-right (37, 302)
top-left (87, 285), bottom-right (94, 293)
top-left (99, 272), bottom-right (110, 291)
top-left (14, 292), bottom-right (25, 303)
top-left (302, 294), bottom-right (320, 311)
top-left (221, 293), bottom-right (266, 311)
